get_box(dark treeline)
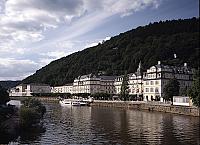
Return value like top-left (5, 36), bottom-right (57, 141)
top-left (23, 17), bottom-right (199, 86)
top-left (0, 81), bottom-right (21, 89)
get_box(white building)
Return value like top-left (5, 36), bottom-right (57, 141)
top-left (9, 83), bottom-right (51, 96)
top-left (114, 62), bottom-right (143, 99)
top-left (173, 96), bottom-right (192, 106)
top-left (72, 74), bottom-right (116, 94)
top-left (51, 83), bottom-right (73, 94)
top-left (143, 61), bottom-right (194, 102)
top-left (99, 75), bottom-right (116, 94)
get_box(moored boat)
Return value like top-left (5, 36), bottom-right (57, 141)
top-left (59, 99), bottom-right (90, 106)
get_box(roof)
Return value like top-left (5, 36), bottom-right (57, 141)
top-left (99, 75), bottom-right (116, 80)
top-left (153, 63), bottom-right (193, 74)
top-left (64, 83), bottom-right (73, 86)
top-left (77, 73), bottom-right (96, 79)
top-left (18, 83), bottom-right (50, 86)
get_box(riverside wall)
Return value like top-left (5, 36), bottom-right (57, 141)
top-left (91, 101), bottom-right (200, 117)
top-left (10, 96), bottom-right (59, 103)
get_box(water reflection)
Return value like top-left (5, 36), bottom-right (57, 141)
top-left (6, 102), bottom-right (200, 145)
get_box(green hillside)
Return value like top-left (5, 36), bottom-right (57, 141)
top-left (0, 81), bottom-right (21, 89)
top-left (23, 17), bottom-right (199, 86)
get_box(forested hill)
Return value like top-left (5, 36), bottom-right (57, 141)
top-left (23, 17), bottom-right (199, 86)
top-left (0, 81), bottom-right (21, 89)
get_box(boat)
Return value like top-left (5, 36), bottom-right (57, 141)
top-left (59, 99), bottom-right (73, 106)
top-left (59, 99), bottom-right (90, 106)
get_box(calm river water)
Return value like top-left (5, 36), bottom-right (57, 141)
top-left (9, 101), bottom-right (200, 145)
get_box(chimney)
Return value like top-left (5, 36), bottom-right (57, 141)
top-left (158, 61), bottom-right (161, 65)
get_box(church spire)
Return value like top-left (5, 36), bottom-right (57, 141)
top-left (137, 61), bottom-right (143, 76)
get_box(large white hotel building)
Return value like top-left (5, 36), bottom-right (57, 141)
top-left (51, 61), bottom-right (194, 102)
top-left (10, 61), bottom-right (194, 102)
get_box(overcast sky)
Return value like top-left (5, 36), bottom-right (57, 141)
top-left (0, 0), bottom-right (199, 81)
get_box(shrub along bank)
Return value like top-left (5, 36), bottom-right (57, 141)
top-left (19, 98), bottom-right (46, 128)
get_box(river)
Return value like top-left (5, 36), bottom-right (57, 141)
top-left (7, 101), bottom-right (200, 145)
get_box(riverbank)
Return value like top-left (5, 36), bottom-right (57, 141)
top-left (10, 96), bottom-right (59, 102)
top-left (10, 97), bottom-right (199, 116)
top-left (91, 101), bottom-right (200, 117)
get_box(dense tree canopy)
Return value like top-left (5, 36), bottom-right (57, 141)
top-left (163, 78), bottom-right (180, 102)
top-left (0, 85), bottom-right (10, 105)
top-left (22, 17), bottom-right (199, 86)
top-left (188, 69), bottom-right (200, 107)
top-left (120, 72), bottom-right (129, 101)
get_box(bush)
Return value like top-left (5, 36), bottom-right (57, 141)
top-left (19, 98), bottom-right (46, 128)
top-left (0, 85), bottom-right (10, 105)
top-left (19, 107), bottom-right (40, 128)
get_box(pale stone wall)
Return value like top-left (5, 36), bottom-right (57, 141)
top-left (91, 101), bottom-right (200, 117)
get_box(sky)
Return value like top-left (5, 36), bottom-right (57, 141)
top-left (0, 0), bottom-right (199, 81)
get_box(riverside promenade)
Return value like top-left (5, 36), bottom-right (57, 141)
top-left (10, 96), bottom-right (59, 102)
top-left (10, 97), bottom-right (199, 117)
top-left (91, 100), bottom-right (200, 117)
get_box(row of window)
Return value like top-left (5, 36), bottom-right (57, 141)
top-left (145, 87), bottom-right (159, 93)
top-left (147, 73), bottom-right (161, 79)
top-left (173, 98), bottom-right (189, 103)
top-left (145, 81), bottom-right (159, 85)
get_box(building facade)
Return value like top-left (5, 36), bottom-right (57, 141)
top-left (72, 74), bottom-right (115, 94)
top-left (173, 96), bottom-right (192, 106)
top-left (9, 83), bottom-right (51, 96)
top-left (143, 61), bottom-right (194, 102)
top-left (11, 61), bottom-right (194, 102)
top-left (51, 83), bottom-right (73, 94)
top-left (114, 62), bottom-right (143, 99)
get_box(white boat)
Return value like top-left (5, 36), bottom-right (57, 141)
top-left (59, 99), bottom-right (73, 106)
top-left (59, 99), bottom-right (89, 106)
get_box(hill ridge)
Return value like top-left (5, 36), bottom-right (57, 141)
top-left (23, 17), bottom-right (199, 86)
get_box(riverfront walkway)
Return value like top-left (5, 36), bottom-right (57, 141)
top-left (10, 97), bottom-right (199, 116)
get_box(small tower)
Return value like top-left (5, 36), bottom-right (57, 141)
top-left (136, 61), bottom-right (143, 76)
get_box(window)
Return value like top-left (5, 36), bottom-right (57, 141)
top-left (150, 81), bottom-right (154, 85)
top-left (146, 88), bottom-right (149, 92)
top-left (146, 81), bottom-right (149, 85)
top-left (155, 81), bottom-right (159, 85)
top-left (150, 88), bottom-right (154, 92)
top-left (155, 87), bottom-right (159, 92)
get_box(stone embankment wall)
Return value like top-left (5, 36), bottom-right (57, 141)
top-left (10, 96), bottom-right (59, 103)
top-left (91, 101), bottom-right (200, 117)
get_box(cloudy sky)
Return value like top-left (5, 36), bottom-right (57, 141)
top-left (0, 0), bottom-right (199, 81)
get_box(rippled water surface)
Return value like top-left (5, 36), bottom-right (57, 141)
top-left (11, 102), bottom-right (200, 145)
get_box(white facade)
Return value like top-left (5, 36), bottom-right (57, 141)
top-left (173, 96), bottom-right (191, 106)
top-left (72, 74), bottom-right (115, 94)
top-left (114, 62), bottom-right (143, 98)
top-left (143, 61), bottom-right (194, 102)
top-left (114, 74), bottom-right (143, 95)
top-left (51, 84), bottom-right (73, 94)
top-left (12, 61), bottom-right (194, 101)
top-left (9, 84), bottom-right (51, 96)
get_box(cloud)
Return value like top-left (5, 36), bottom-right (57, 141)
top-left (84, 36), bottom-right (111, 48)
top-left (0, 0), bottom-right (162, 80)
top-left (0, 58), bottom-right (39, 80)
top-left (0, 0), bottom-right (161, 44)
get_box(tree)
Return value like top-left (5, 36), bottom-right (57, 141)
top-left (120, 72), bottom-right (129, 101)
top-left (0, 85), bottom-right (10, 105)
top-left (20, 98), bottom-right (46, 128)
top-left (22, 18), bottom-right (199, 86)
top-left (188, 69), bottom-right (200, 107)
top-left (163, 78), bottom-right (180, 103)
